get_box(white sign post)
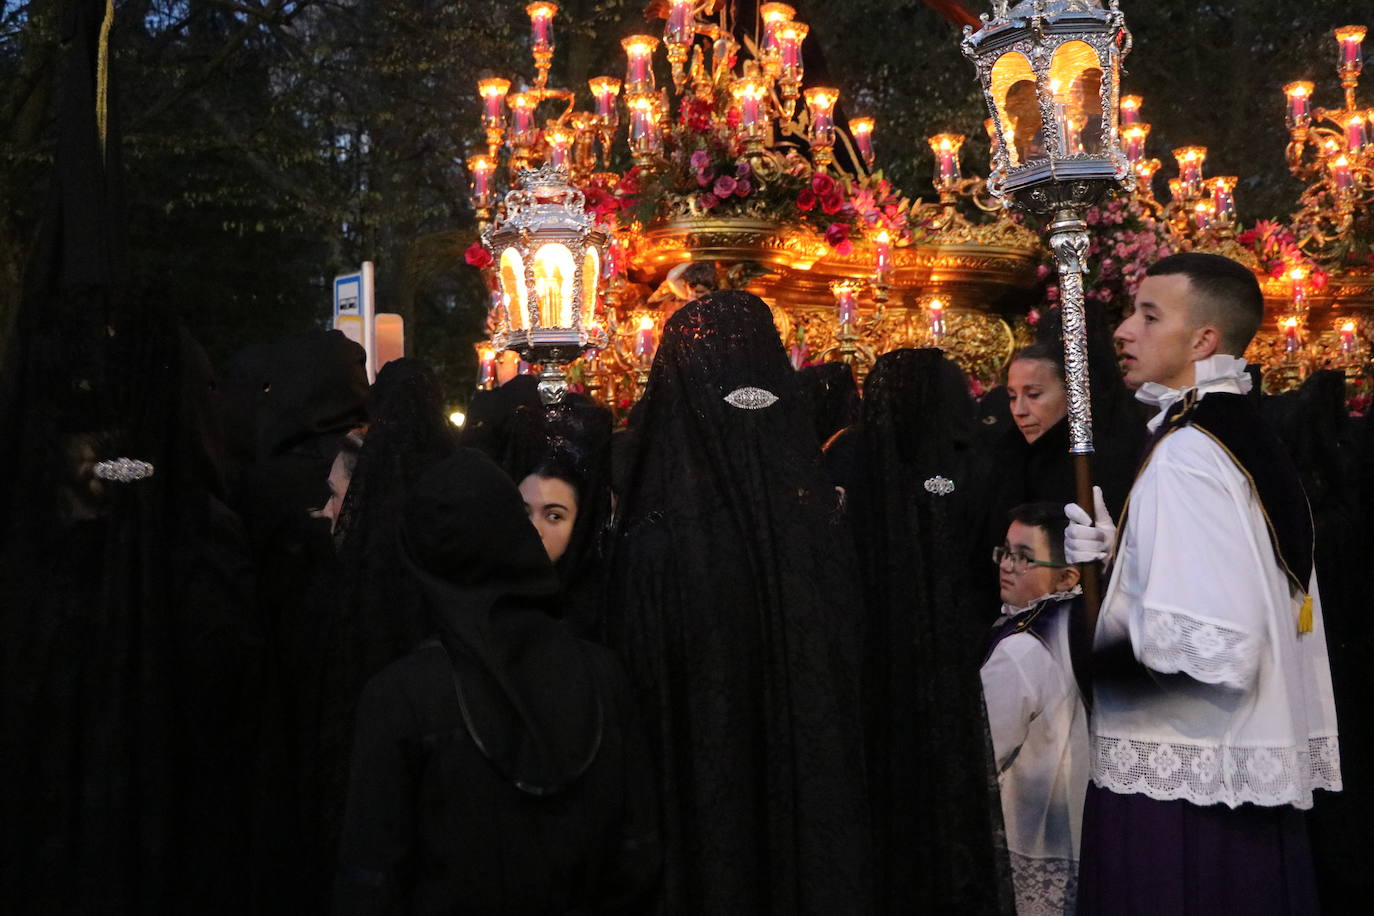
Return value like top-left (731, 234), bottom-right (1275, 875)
top-left (333, 261), bottom-right (377, 381)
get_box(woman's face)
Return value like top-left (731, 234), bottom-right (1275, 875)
top-left (1007, 358), bottom-right (1068, 444)
top-left (318, 451), bottom-right (352, 532)
top-left (519, 474), bottom-right (579, 563)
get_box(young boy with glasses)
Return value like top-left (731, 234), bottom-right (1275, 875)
top-left (981, 502), bottom-right (1088, 916)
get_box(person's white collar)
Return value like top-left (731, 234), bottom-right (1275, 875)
top-left (998, 585), bottom-right (1084, 618)
top-left (1137, 354), bottom-right (1252, 432)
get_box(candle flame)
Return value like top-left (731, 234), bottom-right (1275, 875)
top-left (875, 230), bottom-right (891, 244)
top-left (1121, 95), bottom-right (1141, 110)
top-left (1285, 82), bottom-right (1313, 98)
top-left (589, 76), bottom-right (621, 96)
top-left (850, 117), bottom-right (875, 136)
top-left (449, 410), bottom-right (467, 427)
top-left (1335, 25), bottom-right (1367, 44)
top-left (1288, 267), bottom-right (1308, 281)
top-left (929, 298), bottom-right (944, 312)
top-left (1342, 320), bottom-right (1357, 333)
top-left (478, 78), bottom-right (511, 99)
top-left (761, 3), bottom-right (795, 24)
top-left (638, 315), bottom-right (655, 331)
top-left (1334, 154), bottom-right (1351, 168)
top-left (1282, 316), bottom-right (1299, 330)
top-left (527, 2), bottom-right (558, 20)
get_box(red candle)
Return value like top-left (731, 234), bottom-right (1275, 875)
top-left (1284, 82), bottom-right (1313, 131)
top-left (526, 2), bottom-right (557, 49)
top-left (545, 127), bottom-right (572, 169)
top-left (1332, 154), bottom-right (1354, 193)
top-left (665, 0), bottom-right (692, 48)
top-left (779, 23), bottom-right (808, 80)
top-left (1283, 317), bottom-right (1300, 356)
top-left (479, 348), bottom-right (496, 387)
top-left (1120, 95), bottom-right (1142, 126)
top-left (1341, 321), bottom-right (1357, 357)
top-left (1345, 114), bottom-right (1368, 152)
top-left (478, 78), bottom-right (510, 129)
top-left (928, 134), bottom-right (964, 187)
top-left (805, 88), bottom-right (839, 149)
top-left (1211, 176), bottom-right (1237, 223)
top-left (1335, 25), bottom-right (1366, 77)
top-left (589, 77), bottom-right (620, 123)
top-left (874, 230), bottom-right (892, 279)
top-left (831, 282), bottom-right (859, 328)
top-left (850, 118), bottom-right (876, 168)
top-left (508, 93), bottom-right (537, 147)
top-left (467, 155), bottom-right (495, 207)
top-left (634, 315), bottom-right (656, 365)
top-left (928, 298), bottom-right (946, 341)
top-left (761, 3), bottom-right (795, 55)
top-left (622, 36), bottom-right (658, 92)
top-left (628, 94), bottom-right (658, 155)
top-left (1122, 124), bottom-right (1149, 164)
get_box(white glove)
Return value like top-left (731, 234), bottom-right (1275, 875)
top-left (1064, 485), bottom-right (1116, 565)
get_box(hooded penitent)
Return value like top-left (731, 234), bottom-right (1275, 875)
top-left (606, 290), bottom-right (871, 915)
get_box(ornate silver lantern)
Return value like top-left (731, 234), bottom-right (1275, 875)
top-left (963, 0), bottom-right (1133, 460)
top-left (482, 164), bottom-right (609, 404)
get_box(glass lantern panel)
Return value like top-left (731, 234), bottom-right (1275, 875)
top-left (499, 247), bottom-right (529, 331)
top-left (1049, 40), bottom-right (1105, 155)
top-left (531, 242), bottom-right (577, 328)
top-left (990, 51), bottom-right (1044, 167)
top-left (581, 247), bottom-right (601, 327)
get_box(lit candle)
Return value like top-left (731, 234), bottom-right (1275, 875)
top-left (1174, 146), bottom-right (1206, 198)
top-left (479, 347), bottom-right (496, 388)
top-left (1049, 79), bottom-right (1072, 155)
top-left (1122, 123), bottom-right (1150, 164)
top-left (665, 0), bottom-right (693, 48)
top-left (1167, 177), bottom-right (1183, 203)
top-left (1289, 267), bottom-right (1309, 310)
top-left (1120, 95), bottom-right (1142, 125)
top-left (1282, 316), bottom-right (1301, 356)
top-left (1211, 176), bottom-right (1237, 224)
top-left (478, 78), bottom-right (511, 129)
top-left (928, 133), bottom-right (965, 188)
top-left (1341, 320), bottom-right (1357, 357)
top-left (928, 298), bottom-right (946, 341)
top-left (508, 93), bottom-right (537, 147)
top-left (621, 35), bottom-right (659, 92)
top-left (1335, 25), bottom-right (1366, 78)
top-left (545, 126), bottom-right (573, 169)
top-left (1284, 81), bottom-right (1314, 132)
top-left (874, 229), bottom-right (892, 280)
top-left (627, 93), bottom-right (659, 156)
top-left (526, 2), bottom-right (558, 50)
top-left (634, 314), bottom-right (656, 365)
top-left (1135, 157), bottom-right (1160, 190)
top-left (760, 3), bottom-right (796, 57)
top-left (589, 77), bottom-right (621, 123)
top-left (1192, 201), bottom-right (1212, 232)
top-left (732, 76), bottom-right (769, 143)
top-left (831, 281), bottom-right (859, 329)
top-left (1332, 154), bottom-right (1354, 193)
top-left (850, 117), bottom-right (876, 168)
top-left (1345, 113), bottom-right (1368, 152)
top-left (778, 22), bottom-right (808, 81)
top-left (467, 154), bottom-right (495, 207)
top-left (805, 87), bottom-right (839, 149)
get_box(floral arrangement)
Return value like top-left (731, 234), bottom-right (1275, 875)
top-left (1236, 219), bottom-right (1329, 289)
top-left (1034, 196), bottom-right (1178, 317)
top-left (607, 88), bottom-right (913, 256)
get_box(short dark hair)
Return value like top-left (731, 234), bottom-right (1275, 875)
top-left (1144, 252), bottom-right (1263, 355)
top-left (1009, 342), bottom-right (1065, 382)
top-left (680, 262), bottom-right (719, 291)
top-left (1008, 501), bottom-right (1069, 566)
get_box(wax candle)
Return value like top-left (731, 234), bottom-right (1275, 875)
top-left (1211, 176), bottom-right (1237, 224)
top-left (478, 78), bottom-right (510, 129)
top-left (1122, 123), bottom-right (1150, 164)
top-left (1174, 146), bottom-right (1206, 198)
top-left (1283, 317), bottom-right (1300, 356)
top-left (928, 298), bottom-right (946, 341)
top-left (1284, 82), bottom-right (1314, 132)
top-left (779, 23), bottom-right (808, 81)
top-left (732, 77), bottom-right (768, 142)
top-left (805, 88), bottom-right (839, 149)
top-left (1332, 154), bottom-right (1354, 193)
top-left (634, 315), bottom-right (656, 365)
top-left (760, 3), bottom-right (795, 56)
top-left (479, 347), bottom-right (496, 387)
top-left (850, 118), bottom-right (876, 168)
top-left (508, 93), bottom-right (537, 147)
top-left (832, 282), bottom-right (859, 328)
top-left (928, 134), bottom-right (964, 188)
top-left (665, 0), bottom-right (693, 48)
top-left (1335, 25), bottom-right (1366, 77)
top-left (1341, 321), bottom-right (1357, 357)
top-left (1345, 114), bottom-right (1368, 153)
top-left (622, 36), bottom-right (658, 92)
top-left (544, 127), bottom-right (572, 169)
top-left (874, 230), bottom-right (892, 279)
top-left (526, 2), bottom-right (557, 49)
top-left (589, 77), bottom-right (621, 123)
top-left (628, 94), bottom-right (658, 155)
top-left (1120, 95), bottom-right (1142, 125)
top-left (467, 155), bottom-right (495, 207)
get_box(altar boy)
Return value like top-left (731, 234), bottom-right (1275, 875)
top-left (1065, 252), bottom-right (1341, 914)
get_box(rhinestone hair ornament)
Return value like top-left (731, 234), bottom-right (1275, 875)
top-left (923, 475), bottom-right (955, 496)
top-left (93, 458), bottom-right (155, 483)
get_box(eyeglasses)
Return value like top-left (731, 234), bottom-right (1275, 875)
top-left (992, 545), bottom-right (1071, 572)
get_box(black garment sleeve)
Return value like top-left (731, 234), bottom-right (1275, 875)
top-left (333, 669), bottom-right (422, 916)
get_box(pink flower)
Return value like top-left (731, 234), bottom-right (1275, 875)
top-left (1027, 308), bottom-right (1041, 327)
top-left (821, 193), bottom-right (844, 214)
top-left (734, 177), bottom-right (752, 197)
top-left (796, 188), bottom-right (818, 211)
top-left (834, 238), bottom-right (854, 256)
top-left (689, 149), bottom-right (711, 170)
top-left (713, 175), bottom-right (738, 198)
top-left (1046, 285), bottom-right (1060, 301)
top-left (824, 222), bottom-right (850, 247)
top-left (811, 172), bottom-right (837, 196)
top-left (1036, 263), bottom-right (1052, 280)
top-left (696, 168), bottom-right (716, 187)
top-left (700, 192), bottom-right (720, 210)
top-left (735, 160), bottom-right (752, 179)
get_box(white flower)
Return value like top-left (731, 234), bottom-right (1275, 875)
top-left (1108, 740), bottom-right (1139, 773)
top-left (1147, 743), bottom-right (1182, 780)
top-left (1189, 624), bottom-right (1226, 659)
top-left (1190, 748), bottom-right (1219, 783)
top-left (1249, 748), bottom-right (1285, 784)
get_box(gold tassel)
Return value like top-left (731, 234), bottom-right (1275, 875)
top-left (96, 0), bottom-right (115, 156)
top-left (1298, 594), bottom-right (1313, 635)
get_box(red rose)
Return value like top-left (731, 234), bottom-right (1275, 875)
top-left (811, 173), bottom-right (837, 196)
top-left (713, 175), bottom-right (738, 198)
top-left (796, 188), bottom-right (817, 211)
top-left (465, 241), bottom-right (493, 269)
top-left (824, 222), bottom-right (850, 248)
top-left (821, 193), bottom-right (843, 214)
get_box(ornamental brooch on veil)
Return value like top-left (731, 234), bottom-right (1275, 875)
top-left (923, 475), bottom-right (955, 496)
top-left (723, 386), bottom-right (779, 410)
top-left (93, 458), bottom-right (155, 483)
